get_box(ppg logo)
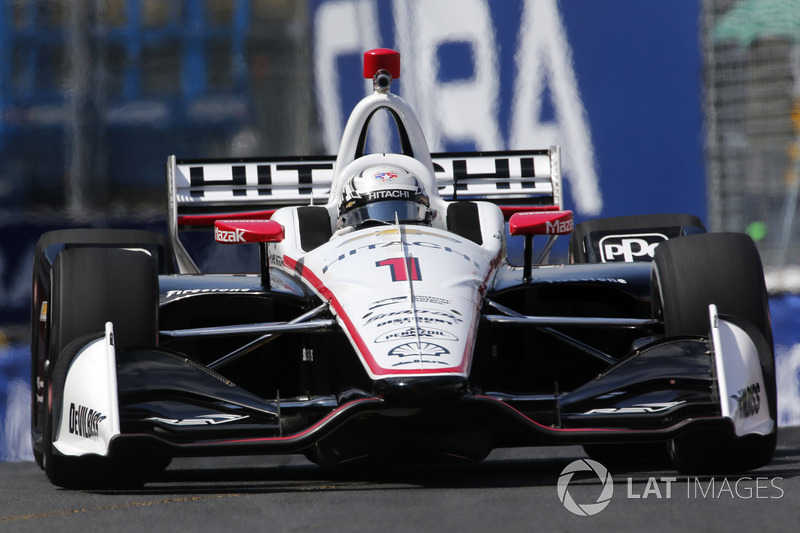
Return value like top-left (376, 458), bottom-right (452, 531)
top-left (599, 233), bottom-right (668, 263)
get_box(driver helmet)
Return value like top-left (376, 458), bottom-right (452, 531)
top-left (338, 164), bottom-right (432, 229)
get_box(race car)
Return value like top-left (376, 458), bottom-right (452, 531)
top-left (31, 49), bottom-right (776, 488)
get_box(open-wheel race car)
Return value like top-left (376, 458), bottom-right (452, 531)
top-left (31, 49), bottom-right (776, 488)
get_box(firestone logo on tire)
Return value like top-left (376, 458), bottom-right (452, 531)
top-left (557, 459), bottom-right (614, 516)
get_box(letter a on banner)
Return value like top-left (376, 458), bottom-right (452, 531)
top-left (510, 0), bottom-right (602, 215)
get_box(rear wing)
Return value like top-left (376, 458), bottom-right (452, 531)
top-left (167, 148), bottom-right (562, 272)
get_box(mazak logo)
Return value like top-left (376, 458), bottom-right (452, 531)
top-left (557, 459), bottom-right (614, 516)
top-left (546, 218), bottom-right (573, 235)
top-left (599, 233), bottom-right (668, 262)
top-left (215, 226), bottom-right (246, 243)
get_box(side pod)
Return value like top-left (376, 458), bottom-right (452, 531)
top-left (52, 323), bottom-right (121, 457)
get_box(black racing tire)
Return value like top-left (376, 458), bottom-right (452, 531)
top-left (31, 228), bottom-right (172, 469)
top-left (43, 247), bottom-right (158, 489)
top-left (652, 233), bottom-right (777, 474)
top-left (574, 215), bottom-right (705, 465)
top-left (569, 213), bottom-right (705, 264)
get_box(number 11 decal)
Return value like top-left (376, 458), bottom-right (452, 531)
top-left (376, 257), bottom-right (422, 282)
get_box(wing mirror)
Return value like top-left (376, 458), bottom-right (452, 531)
top-left (508, 210), bottom-right (573, 236)
top-left (214, 219), bottom-right (285, 290)
top-left (508, 210), bottom-right (573, 282)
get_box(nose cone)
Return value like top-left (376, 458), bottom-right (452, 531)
top-left (375, 376), bottom-right (468, 407)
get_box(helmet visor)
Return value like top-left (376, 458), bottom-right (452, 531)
top-left (342, 200), bottom-right (430, 227)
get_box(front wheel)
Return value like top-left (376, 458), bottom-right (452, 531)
top-left (653, 233), bottom-right (776, 474)
top-left (44, 247), bottom-right (158, 488)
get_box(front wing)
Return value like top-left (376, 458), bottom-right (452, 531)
top-left (50, 306), bottom-right (773, 461)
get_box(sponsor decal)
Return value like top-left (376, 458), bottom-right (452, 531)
top-left (367, 295), bottom-right (453, 311)
top-left (599, 233), bottom-right (668, 263)
top-left (413, 295), bottom-right (453, 306)
top-left (731, 383), bottom-right (761, 418)
top-left (337, 228), bottom-right (461, 247)
top-left (374, 171), bottom-right (398, 182)
top-left (182, 161), bottom-right (332, 198)
top-left (165, 288), bottom-right (255, 299)
top-left (581, 401), bottom-right (684, 415)
top-left (365, 308), bottom-right (464, 327)
top-left (368, 189), bottom-right (411, 201)
top-left (323, 240), bottom-right (479, 273)
top-left (388, 342), bottom-right (449, 358)
top-left (146, 414), bottom-right (249, 426)
top-left (546, 217), bottom-right (574, 234)
top-left (375, 326), bottom-right (458, 343)
top-left (386, 342), bottom-right (450, 366)
top-left (368, 296), bottom-right (408, 310)
top-left (68, 403), bottom-right (106, 439)
top-left (269, 253), bottom-right (284, 267)
top-left (215, 226), bottom-right (246, 243)
top-left (539, 277), bottom-right (628, 285)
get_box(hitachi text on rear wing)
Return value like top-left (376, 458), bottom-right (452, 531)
top-left (166, 147), bottom-right (562, 273)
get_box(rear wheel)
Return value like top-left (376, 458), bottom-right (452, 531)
top-left (653, 233), bottom-right (776, 474)
top-left (44, 247), bottom-right (159, 488)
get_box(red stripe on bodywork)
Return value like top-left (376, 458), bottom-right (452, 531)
top-left (213, 398), bottom-right (379, 444)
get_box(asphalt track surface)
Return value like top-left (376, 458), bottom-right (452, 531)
top-left (1, 428), bottom-right (798, 533)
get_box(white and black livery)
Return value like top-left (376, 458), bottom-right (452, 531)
top-left (31, 49), bottom-right (776, 488)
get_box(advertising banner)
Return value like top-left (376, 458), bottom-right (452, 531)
top-left (311, 0), bottom-right (706, 221)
